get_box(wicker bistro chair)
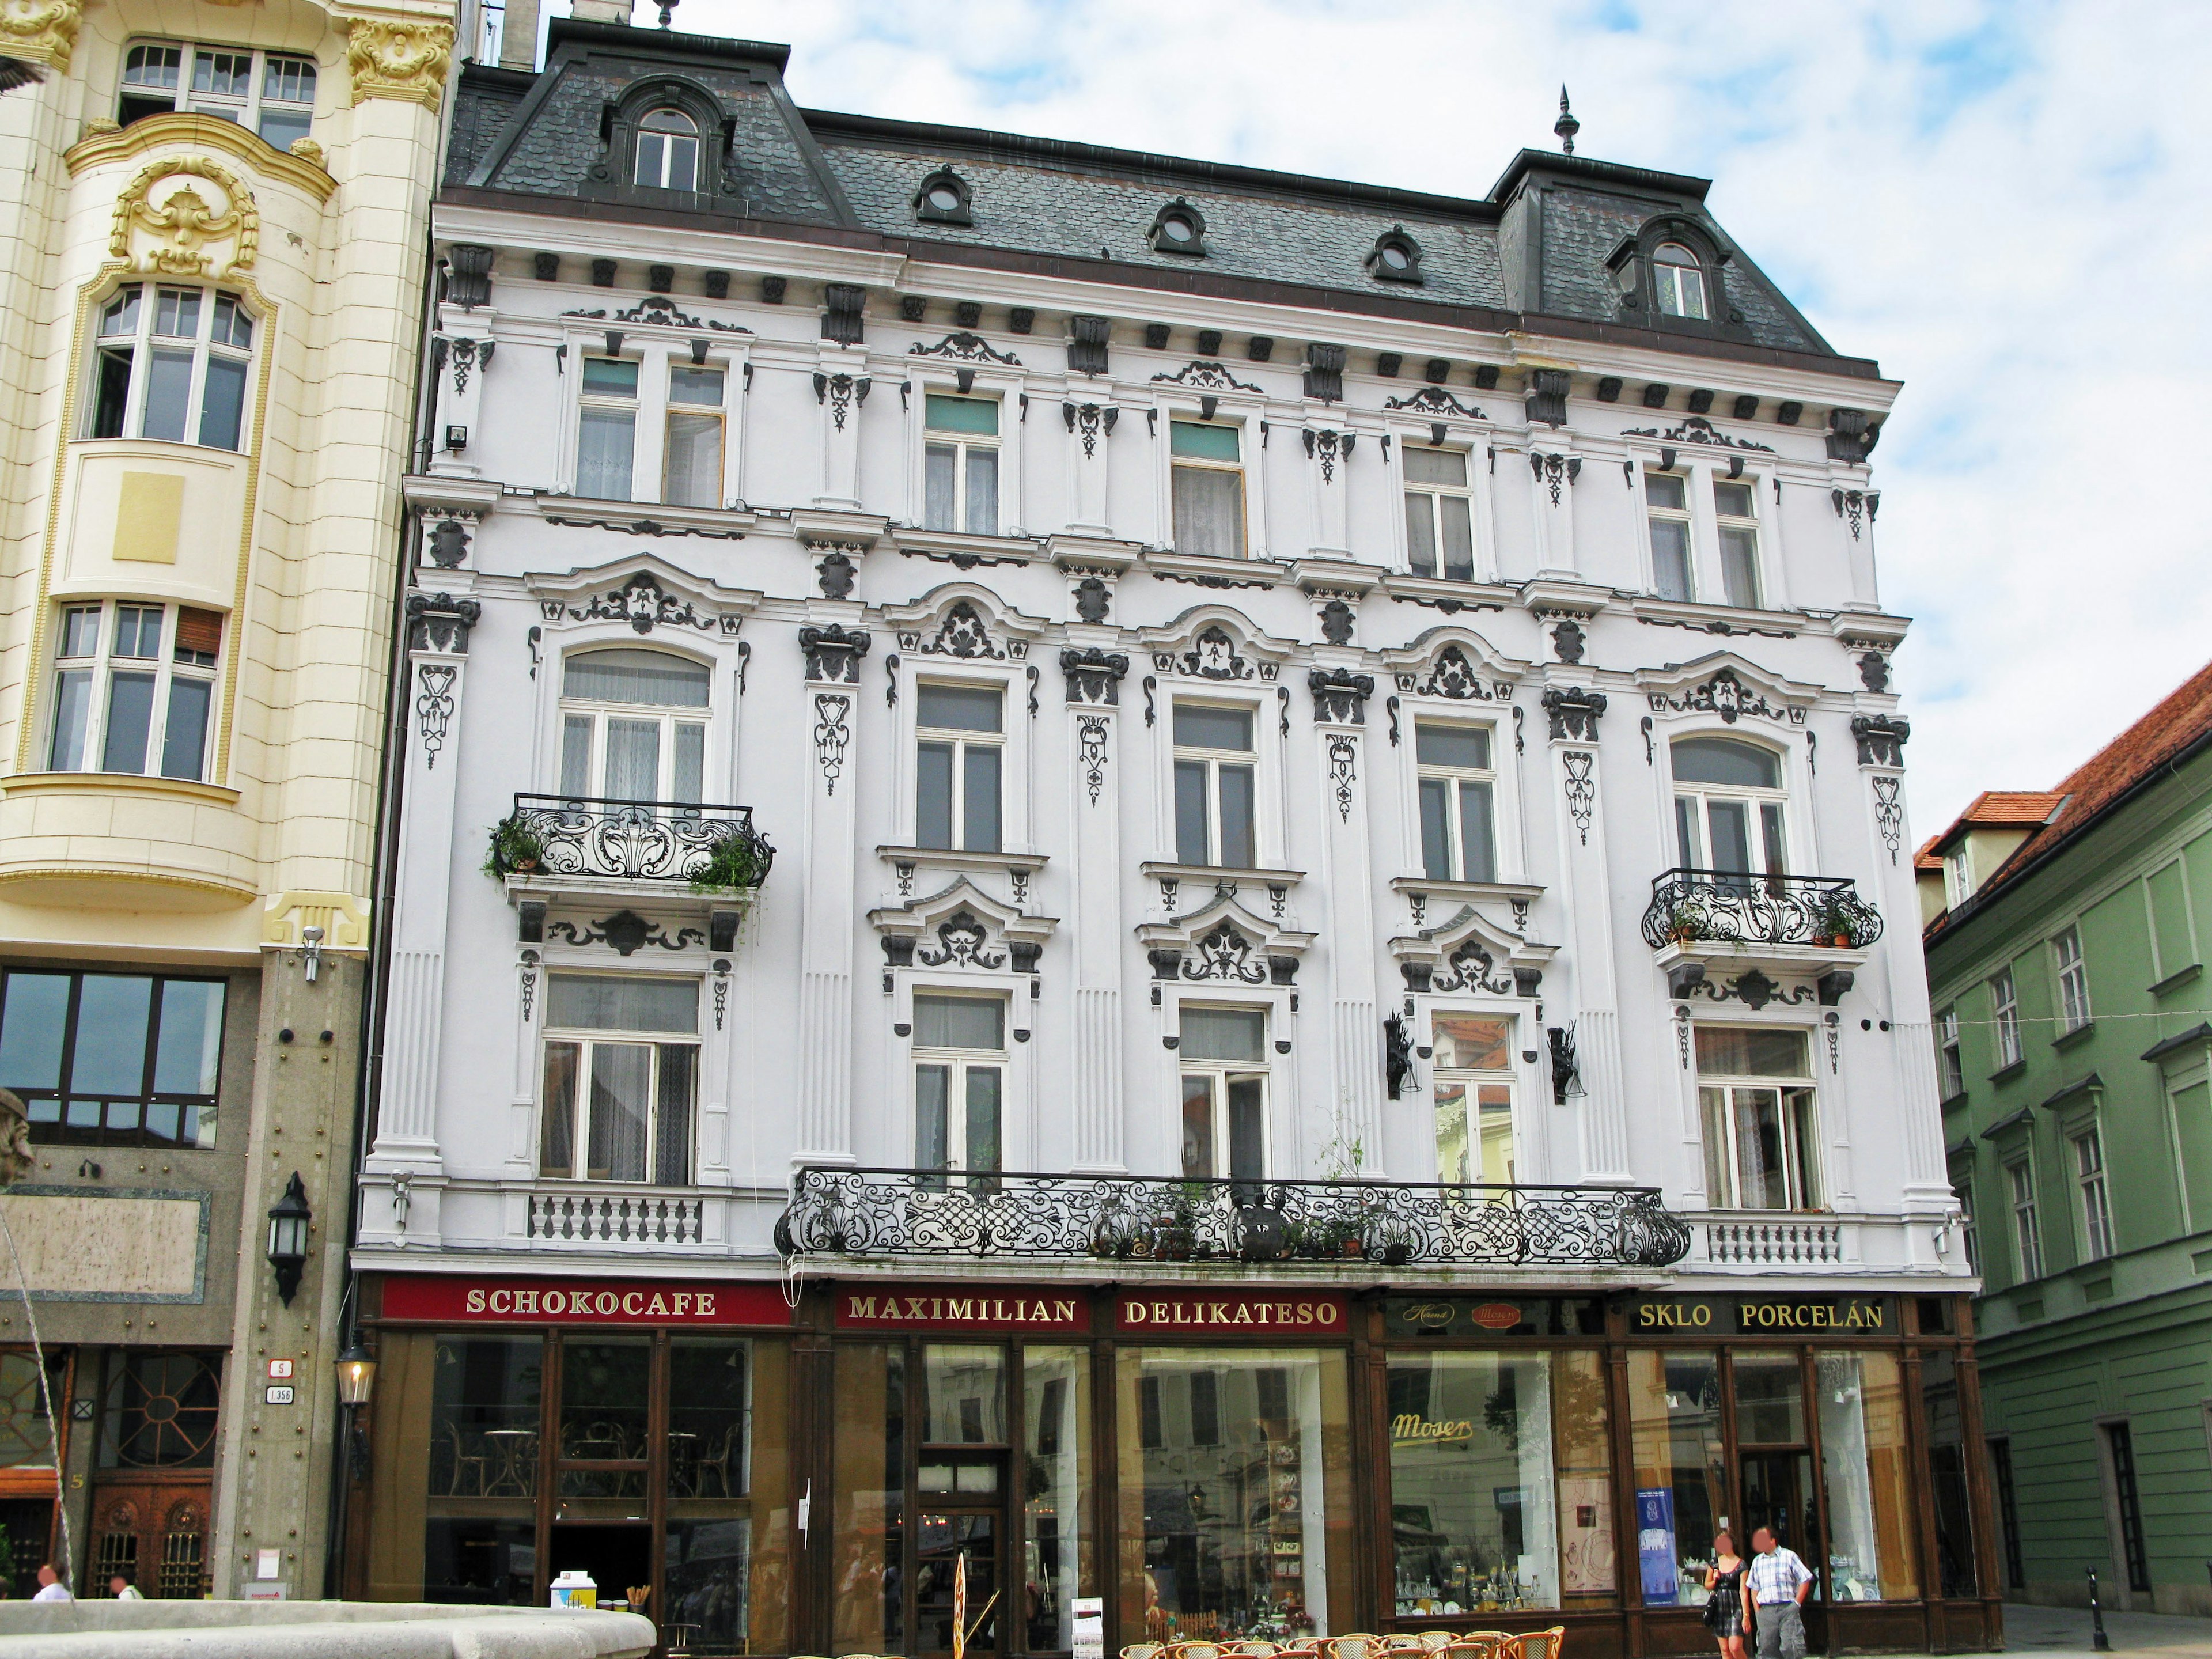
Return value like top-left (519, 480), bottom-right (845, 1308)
top-left (1441, 1636), bottom-right (1510, 1659)
top-left (1414, 1636), bottom-right (1457, 1653)
top-left (1509, 1630), bottom-right (1567, 1659)
top-left (1171, 1643), bottom-right (1226, 1659)
top-left (1380, 1638), bottom-right (1430, 1653)
top-left (1323, 1637), bottom-right (1382, 1659)
top-left (1219, 1645), bottom-right (1279, 1657)
top-left (1121, 1646), bottom-right (1166, 1659)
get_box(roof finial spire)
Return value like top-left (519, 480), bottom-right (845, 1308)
top-left (1554, 85), bottom-right (1579, 156)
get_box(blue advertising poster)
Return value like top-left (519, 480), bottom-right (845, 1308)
top-left (1637, 1487), bottom-right (1679, 1605)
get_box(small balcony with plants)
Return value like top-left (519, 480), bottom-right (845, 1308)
top-left (1642, 868), bottom-right (1883, 999)
top-left (486, 793), bottom-right (773, 946)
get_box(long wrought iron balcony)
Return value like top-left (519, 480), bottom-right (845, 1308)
top-left (1641, 868), bottom-right (1883, 953)
top-left (487, 793), bottom-right (774, 887)
top-left (775, 1166), bottom-right (1692, 1268)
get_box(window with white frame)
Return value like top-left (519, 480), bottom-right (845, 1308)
top-left (1653, 243), bottom-right (1707, 320)
top-left (1645, 472), bottom-right (1693, 601)
top-left (1672, 736), bottom-right (1788, 877)
top-left (1431, 1014), bottom-right (1514, 1185)
top-left (915, 683), bottom-right (1003, 852)
top-left (2146, 858), bottom-right (2199, 982)
top-left (1169, 421), bottom-right (1245, 558)
top-left (664, 364), bottom-right (725, 508)
top-left (1172, 703), bottom-right (1255, 869)
top-left (1403, 446), bottom-right (1473, 581)
top-left (48, 601), bottom-right (222, 781)
top-left (560, 649), bottom-right (708, 805)
top-left (913, 992), bottom-right (1005, 1180)
top-left (1954, 1171), bottom-right (1980, 1275)
top-left (89, 285), bottom-right (254, 452)
top-left (539, 972), bottom-right (698, 1185)
top-left (1414, 722), bottom-right (1497, 883)
top-left (1937, 1007), bottom-right (1965, 1100)
top-left (1696, 1026), bottom-right (1821, 1210)
top-left (576, 357), bottom-right (639, 501)
top-left (634, 107), bottom-right (699, 191)
top-left (1713, 478), bottom-right (1763, 609)
top-left (923, 394), bottom-right (1001, 536)
top-left (1945, 847), bottom-right (1975, 908)
top-left (1179, 1006), bottom-right (1266, 1180)
top-left (2054, 926), bottom-right (2092, 1032)
top-left (1991, 968), bottom-right (2022, 1069)
top-left (118, 41), bottom-right (317, 150)
top-left (2008, 1157), bottom-right (2043, 1281)
top-left (2074, 1125), bottom-right (2115, 1260)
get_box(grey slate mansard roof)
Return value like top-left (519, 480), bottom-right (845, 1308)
top-left (445, 22), bottom-right (1846, 366)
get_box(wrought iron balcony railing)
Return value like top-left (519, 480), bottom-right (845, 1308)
top-left (488, 793), bottom-right (774, 887)
top-left (775, 1166), bottom-right (1692, 1268)
top-left (1641, 868), bottom-right (1883, 952)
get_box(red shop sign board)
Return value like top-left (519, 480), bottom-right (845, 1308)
top-left (379, 1274), bottom-right (793, 1327)
top-left (836, 1287), bottom-right (1092, 1332)
top-left (1118, 1291), bottom-right (1349, 1334)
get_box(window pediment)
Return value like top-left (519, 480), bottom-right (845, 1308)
top-left (1638, 654), bottom-right (1818, 728)
top-left (870, 876), bottom-right (1058, 974)
top-left (1135, 892), bottom-right (1315, 986)
top-left (1379, 627), bottom-right (1530, 703)
top-left (1137, 608), bottom-right (1294, 683)
top-left (528, 556), bottom-right (759, 637)
top-left (882, 586), bottom-right (1047, 661)
top-left (1390, 904), bottom-right (1552, 996)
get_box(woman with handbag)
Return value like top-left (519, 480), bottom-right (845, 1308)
top-left (1702, 1532), bottom-right (1748, 1659)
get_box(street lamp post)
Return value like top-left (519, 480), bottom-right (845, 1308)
top-left (329, 1342), bottom-right (377, 1599)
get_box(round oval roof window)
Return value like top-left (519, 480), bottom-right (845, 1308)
top-left (926, 183), bottom-right (963, 212)
top-left (1160, 213), bottom-right (1196, 244)
top-left (1378, 241), bottom-right (1411, 270)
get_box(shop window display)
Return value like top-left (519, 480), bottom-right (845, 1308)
top-left (1115, 1349), bottom-right (1354, 1642)
top-left (1816, 1352), bottom-right (1919, 1602)
top-left (1387, 1351), bottom-right (1615, 1618)
top-left (1626, 1352), bottom-right (1725, 1609)
top-left (1024, 1347), bottom-right (1093, 1652)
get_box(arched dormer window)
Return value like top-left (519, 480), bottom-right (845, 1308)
top-left (1671, 735), bottom-right (1787, 877)
top-left (1653, 243), bottom-right (1706, 320)
top-left (635, 108), bottom-right (698, 192)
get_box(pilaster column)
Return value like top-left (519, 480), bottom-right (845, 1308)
top-left (1063, 638), bottom-right (1130, 1171)
top-left (1062, 397), bottom-right (1119, 535)
top-left (814, 295), bottom-right (870, 507)
top-left (1525, 441), bottom-right (1584, 578)
top-left (1302, 423), bottom-right (1355, 556)
top-left (1310, 659), bottom-right (1382, 1175)
top-left (794, 609), bottom-right (869, 1163)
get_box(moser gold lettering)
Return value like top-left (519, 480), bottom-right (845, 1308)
top-left (1391, 1414), bottom-right (1475, 1445)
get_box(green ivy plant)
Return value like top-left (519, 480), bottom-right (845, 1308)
top-left (688, 830), bottom-right (769, 893)
top-left (483, 815), bottom-right (546, 878)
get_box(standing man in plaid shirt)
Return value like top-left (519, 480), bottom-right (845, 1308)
top-left (1741, 1525), bottom-right (1814, 1659)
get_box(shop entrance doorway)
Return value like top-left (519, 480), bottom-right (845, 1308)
top-left (550, 1522), bottom-right (651, 1612)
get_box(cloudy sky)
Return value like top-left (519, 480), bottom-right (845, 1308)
top-left (669, 0), bottom-right (2210, 836)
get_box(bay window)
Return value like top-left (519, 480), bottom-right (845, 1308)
top-left (1672, 736), bottom-right (1787, 878)
top-left (915, 683), bottom-right (1003, 852)
top-left (1403, 446), bottom-right (1474, 581)
top-left (1431, 1014), bottom-right (1514, 1185)
top-left (913, 993), bottom-right (1005, 1180)
top-left (664, 364), bottom-right (726, 508)
top-left (1169, 420), bottom-right (1245, 558)
top-left (559, 648), bottom-right (708, 805)
top-left (1696, 1026), bottom-right (1821, 1210)
top-left (539, 973), bottom-right (698, 1185)
top-left (575, 357), bottom-right (639, 501)
top-left (89, 285), bottom-right (254, 452)
top-left (118, 41), bottom-right (316, 150)
top-left (1415, 721), bottom-right (1497, 883)
top-left (923, 395), bottom-right (1001, 536)
top-left (1172, 702), bottom-right (1256, 868)
top-left (48, 600), bottom-right (222, 781)
top-left (1179, 1006), bottom-right (1266, 1180)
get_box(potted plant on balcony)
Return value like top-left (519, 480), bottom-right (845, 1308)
top-left (688, 828), bottom-right (770, 893)
top-left (484, 815), bottom-right (546, 878)
top-left (1812, 892), bottom-right (1858, 949)
top-left (1664, 902), bottom-right (1707, 946)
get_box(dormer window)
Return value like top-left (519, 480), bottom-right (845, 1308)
top-left (1147, 199), bottom-right (1207, 257)
top-left (1653, 244), bottom-right (1707, 320)
top-left (635, 108), bottom-right (699, 192)
top-left (913, 167), bottom-right (974, 226)
top-left (1365, 225), bottom-right (1424, 285)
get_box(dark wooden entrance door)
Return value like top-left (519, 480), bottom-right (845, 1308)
top-left (90, 1478), bottom-right (210, 1598)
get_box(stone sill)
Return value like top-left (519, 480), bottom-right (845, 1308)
top-left (0, 771), bottom-right (240, 807)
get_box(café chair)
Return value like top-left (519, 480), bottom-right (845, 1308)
top-left (1511, 1629), bottom-right (1567, 1659)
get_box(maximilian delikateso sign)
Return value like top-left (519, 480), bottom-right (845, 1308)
top-left (1630, 1295), bottom-right (1894, 1335)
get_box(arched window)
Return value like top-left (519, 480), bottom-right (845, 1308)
top-left (1653, 243), bottom-right (1707, 320)
top-left (88, 284), bottom-right (255, 451)
top-left (559, 647), bottom-right (710, 804)
top-left (635, 107), bottom-right (699, 192)
top-left (1671, 736), bottom-right (1786, 876)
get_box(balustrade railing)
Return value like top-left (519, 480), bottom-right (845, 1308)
top-left (528, 1190), bottom-right (703, 1244)
top-left (489, 794), bottom-right (772, 887)
top-left (775, 1166), bottom-right (1692, 1268)
top-left (1705, 1217), bottom-right (1846, 1264)
top-left (1642, 869), bottom-right (1883, 952)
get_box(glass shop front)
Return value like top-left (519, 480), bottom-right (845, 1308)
top-left (354, 1277), bottom-right (1998, 1658)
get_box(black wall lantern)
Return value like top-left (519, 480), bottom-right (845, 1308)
top-left (266, 1172), bottom-right (311, 1306)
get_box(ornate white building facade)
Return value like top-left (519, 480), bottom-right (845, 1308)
top-left (350, 20), bottom-right (1993, 1656)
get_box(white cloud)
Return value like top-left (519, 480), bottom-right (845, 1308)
top-left (658, 0), bottom-right (2212, 830)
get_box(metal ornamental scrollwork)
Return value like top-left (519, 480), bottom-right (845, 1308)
top-left (1872, 776), bottom-right (1904, 863)
top-left (415, 663), bottom-right (456, 766)
top-left (914, 909), bottom-right (1006, 969)
top-left (776, 1166), bottom-right (1693, 1267)
top-left (1646, 669), bottom-right (1802, 726)
top-left (813, 694), bottom-right (851, 792)
top-left (488, 796), bottom-right (772, 886)
top-left (545, 910), bottom-right (706, 957)
top-left (1561, 751), bottom-right (1596, 843)
top-left (560, 572), bottom-right (718, 636)
top-left (1642, 870), bottom-right (1884, 952)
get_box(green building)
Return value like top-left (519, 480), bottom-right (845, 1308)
top-left (1920, 662), bottom-right (2212, 1614)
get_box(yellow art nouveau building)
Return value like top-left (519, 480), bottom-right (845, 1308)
top-left (0, 0), bottom-right (451, 1597)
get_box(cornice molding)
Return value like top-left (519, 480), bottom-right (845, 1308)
top-left (65, 113), bottom-right (339, 202)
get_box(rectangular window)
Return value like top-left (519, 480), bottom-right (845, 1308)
top-left (1627, 1350), bottom-right (1724, 1608)
top-left (576, 357), bottom-right (638, 501)
top-left (0, 968), bottom-right (224, 1148)
top-left (914, 683), bottom-right (1003, 853)
top-left (1955, 1173), bottom-right (1979, 1275)
top-left (538, 973), bottom-right (698, 1185)
top-left (2075, 1126), bottom-right (2115, 1260)
top-left (1390, 1350), bottom-right (1615, 1614)
top-left (1403, 446), bottom-right (1474, 581)
top-left (912, 993), bottom-right (1005, 1181)
top-left (1988, 1437), bottom-right (2025, 1589)
top-left (2054, 926), bottom-right (2092, 1032)
top-left (1696, 1026), bottom-right (1820, 1210)
top-left (664, 365), bottom-right (725, 509)
top-left (118, 40), bottom-right (315, 145)
top-left (44, 601), bottom-right (219, 781)
top-left (1022, 1347), bottom-right (1094, 1650)
top-left (1172, 703), bottom-right (1255, 868)
top-left (1645, 472), bottom-right (1692, 601)
top-left (1415, 722), bottom-right (1497, 884)
top-left (558, 647), bottom-right (710, 804)
top-left (1713, 479), bottom-right (1762, 609)
top-left (2146, 859), bottom-right (2198, 982)
top-left (85, 282), bottom-right (253, 452)
top-left (922, 394), bottom-right (1001, 536)
top-left (1991, 968), bottom-right (2022, 1069)
top-left (1937, 1008), bottom-right (1965, 1100)
top-left (1919, 1351), bottom-right (1981, 1599)
top-left (1431, 1013), bottom-right (1514, 1185)
top-left (1170, 420), bottom-right (1245, 558)
top-left (2103, 1423), bottom-right (2151, 1594)
top-left (2008, 1158), bottom-right (2043, 1281)
top-left (1815, 1350), bottom-right (1922, 1601)
top-left (1179, 1006), bottom-right (1266, 1179)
